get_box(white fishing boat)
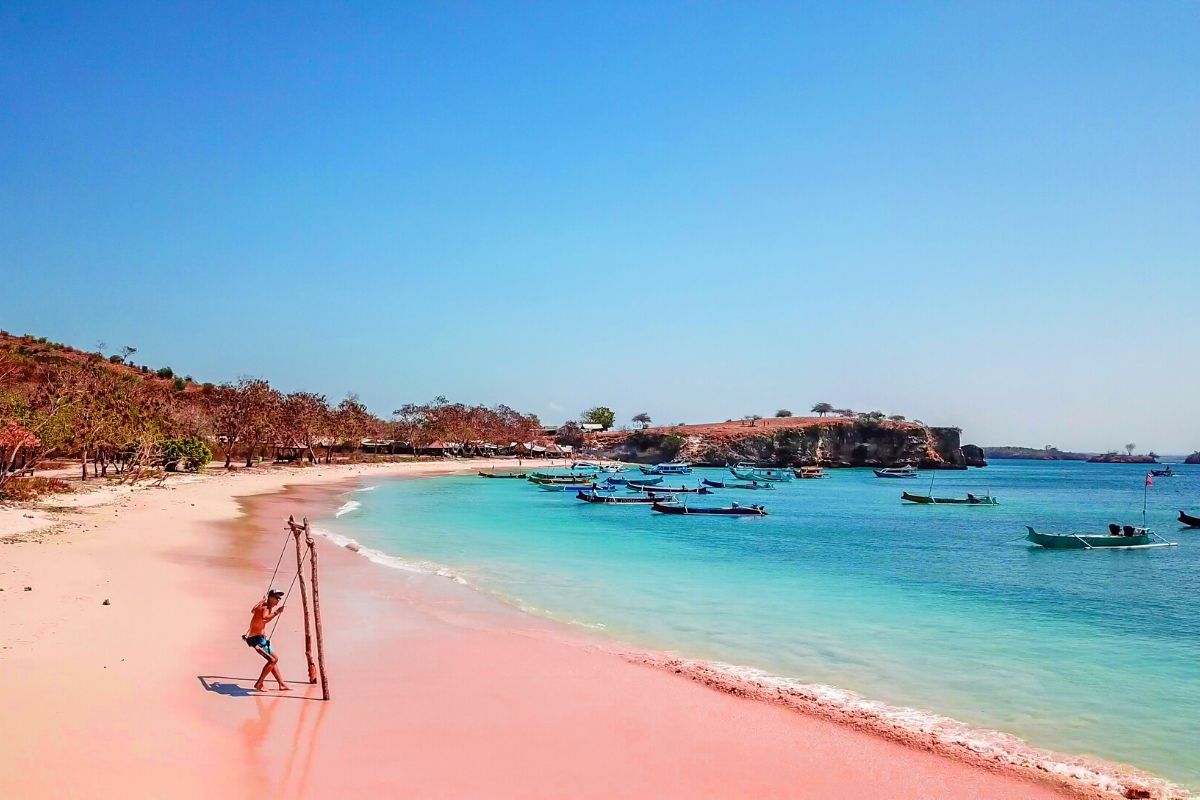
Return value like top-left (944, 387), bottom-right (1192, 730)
top-left (874, 466), bottom-right (918, 479)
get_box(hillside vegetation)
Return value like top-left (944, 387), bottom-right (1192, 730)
top-left (0, 331), bottom-right (541, 495)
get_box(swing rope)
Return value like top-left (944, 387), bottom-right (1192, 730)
top-left (268, 545), bottom-right (311, 639)
top-left (265, 529), bottom-right (292, 597)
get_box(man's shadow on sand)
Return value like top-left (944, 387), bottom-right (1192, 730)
top-left (197, 676), bottom-right (320, 701)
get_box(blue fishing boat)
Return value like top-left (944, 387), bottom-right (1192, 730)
top-left (605, 476), bottom-right (661, 486)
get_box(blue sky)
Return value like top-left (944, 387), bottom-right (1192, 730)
top-left (2, 2), bottom-right (1197, 451)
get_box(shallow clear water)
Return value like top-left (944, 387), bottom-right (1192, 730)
top-left (324, 461), bottom-right (1200, 787)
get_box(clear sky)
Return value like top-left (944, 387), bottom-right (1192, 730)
top-left (2, 2), bottom-right (1197, 452)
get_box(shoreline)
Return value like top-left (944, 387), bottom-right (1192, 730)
top-left (0, 460), bottom-right (1187, 799)
top-left (313, 472), bottom-right (1190, 800)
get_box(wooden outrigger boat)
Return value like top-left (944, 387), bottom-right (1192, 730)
top-left (902, 491), bottom-right (998, 506)
top-left (651, 502), bottom-right (767, 516)
top-left (574, 461), bottom-right (625, 473)
top-left (608, 476), bottom-right (661, 486)
top-left (577, 490), bottom-right (669, 504)
top-left (728, 463), bottom-right (793, 482)
top-left (640, 463), bottom-right (693, 475)
top-left (792, 466), bottom-right (825, 479)
top-left (479, 471), bottom-right (528, 479)
top-left (874, 466), bottom-right (918, 478)
top-left (634, 485), bottom-right (712, 495)
top-left (529, 472), bottom-right (599, 484)
top-left (702, 479), bottom-right (774, 490)
top-left (537, 482), bottom-right (614, 493)
top-left (1178, 510), bottom-right (1200, 528)
top-left (1024, 525), bottom-right (1176, 550)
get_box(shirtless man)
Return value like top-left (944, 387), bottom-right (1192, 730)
top-left (243, 589), bottom-right (290, 691)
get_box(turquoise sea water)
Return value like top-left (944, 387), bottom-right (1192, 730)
top-left (323, 461), bottom-right (1200, 788)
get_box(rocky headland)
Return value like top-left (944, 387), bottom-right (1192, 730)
top-left (590, 417), bottom-right (982, 469)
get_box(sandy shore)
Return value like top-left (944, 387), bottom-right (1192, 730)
top-left (0, 461), bottom-right (1168, 799)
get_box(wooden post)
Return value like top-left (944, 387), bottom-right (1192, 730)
top-left (288, 516), bottom-right (318, 684)
top-left (303, 517), bottom-right (331, 701)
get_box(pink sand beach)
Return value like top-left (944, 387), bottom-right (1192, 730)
top-left (0, 461), bottom-right (1159, 799)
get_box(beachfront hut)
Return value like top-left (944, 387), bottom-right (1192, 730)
top-left (516, 442), bottom-right (548, 458)
top-left (271, 441), bottom-right (315, 463)
top-left (423, 441), bottom-right (464, 457)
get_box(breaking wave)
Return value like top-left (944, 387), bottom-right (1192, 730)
top-left (311, 526), bottom-right (469, 584)
top-left (334, 500), bottom-right (361, 517)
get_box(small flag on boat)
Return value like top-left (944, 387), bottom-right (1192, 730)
top-left (1145, 472), bottom-right (1154, 487)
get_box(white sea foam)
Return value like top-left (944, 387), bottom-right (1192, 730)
top-left (623, 654), bottom-right (1190, 799)
top-left (353, 485), bottom-right (378, 493)
top-left (334, 500), bottom-right (362, 517)
top-left (569, 619), bottom-right (608, 631)
top-left (311, 526), bottom-right (470, 585)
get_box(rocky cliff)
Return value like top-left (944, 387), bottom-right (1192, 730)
top-left (591, 418), bottom-right (977, 469)
top-left (960, 444), bottom-right (988, 467)
top-left (1186, 452), bottom-right (1200, 465)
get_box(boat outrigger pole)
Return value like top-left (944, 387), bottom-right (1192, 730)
top-left (1143, 472), bottom-right (1150, 528)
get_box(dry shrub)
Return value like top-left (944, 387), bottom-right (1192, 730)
top-left (1, 477), bottom-right (74, 502)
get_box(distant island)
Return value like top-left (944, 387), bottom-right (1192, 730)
top-left (1085, 452), bottom-right (1159, 464)
top-left (983, 446), bottom-right (1162, 464)
top-left (1187, 452), bottom-right (1200, 465)
top-left (983, 446), bottom-right (1092, 461)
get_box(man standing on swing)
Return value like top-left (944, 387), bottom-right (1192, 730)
top-left (243, 589), bottom-right (291, 691)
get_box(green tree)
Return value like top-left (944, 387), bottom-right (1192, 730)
top-left (632, 412), bottom-right (652, 429)
top-left (156, 366), bottom-right (174, 379)
top-left (811, 402), bottom-right (834, 417)
top-left (775, 409), bottom-right (793, 417)
top-left (581, 406), bottom-right (616, 430)
top-left (161, 437), bottom-right (212, 472)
